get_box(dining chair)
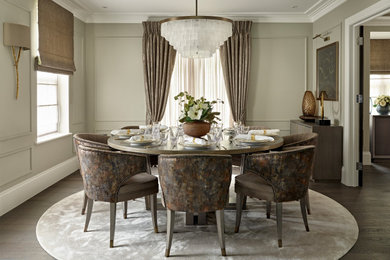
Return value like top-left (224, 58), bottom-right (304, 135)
top-left (73, 133), bottom-right (111, 215)
top-left (234, 145), bottom-right (315, 247)
top-left (120, 125), bottom-right (140, 129)
top-left (158, 154), bottom-right (232, 257)
top-left (77, 145), bottom-right (159, 248)
top-left (282, 132), bottom-right (318, 214)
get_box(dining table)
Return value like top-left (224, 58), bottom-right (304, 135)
top-left (108, 135), bottom-right (284, 225)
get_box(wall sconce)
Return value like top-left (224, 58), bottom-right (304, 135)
top-left (313, 33), bottom-right (330, 42)
top-left (3, 23), bottom-right (30, 99)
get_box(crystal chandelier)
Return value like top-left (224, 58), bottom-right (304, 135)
top-left (160, 0), bottom-right (232, 59)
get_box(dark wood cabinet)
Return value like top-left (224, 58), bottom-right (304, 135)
top-left (290, 120), bottom-right (343, 181)
top-left (371, 115), bottom-right (390, 159)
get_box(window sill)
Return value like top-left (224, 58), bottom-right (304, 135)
top-left (36, 132), bottom-right (72, 145)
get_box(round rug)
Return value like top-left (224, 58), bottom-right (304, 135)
top-left (36, 190), bottom-right (358, 260)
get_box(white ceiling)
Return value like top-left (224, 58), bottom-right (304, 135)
top-left (54, 0), bottom-right (347, 23)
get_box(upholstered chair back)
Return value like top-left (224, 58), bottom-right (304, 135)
top-left (121, 125), bottom-right (139, 129)
top-left (245, 145), bottom-right (315, 202)
top-left (77, 145), bottom-right (147, 203)
top-left (283, 132), bottom-right (318, 148)
top-left (158, 154), bottom-right (232, 213)
top-left (73, 133), bottom-right (110, 156)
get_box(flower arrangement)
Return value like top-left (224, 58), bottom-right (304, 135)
top-left (374, 95), bottom-right (390, 107)
top-left (174, 91), bottom-right (223, 124)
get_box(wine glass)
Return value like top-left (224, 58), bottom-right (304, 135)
top-left (152, 122), bottom-right (160, 140)
top-left (169, 126), bottom-right (179, 147)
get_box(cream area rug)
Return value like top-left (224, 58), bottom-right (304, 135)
top-left (36, 180), bottom-right (358, 260)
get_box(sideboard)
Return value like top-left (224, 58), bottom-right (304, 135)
top-left (371, 115), bottom-right (390, 160)
top-left (290, 120), bottom-right (343, 181)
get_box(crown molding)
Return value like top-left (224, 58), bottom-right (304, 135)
top-left (54, 0), bottom-right (347, 24)
top-left (307, 0), bottom-right (347, 22)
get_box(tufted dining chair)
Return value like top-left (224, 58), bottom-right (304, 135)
top-left (234, 145), bottom-right (315, 247)
top-left (158, 154), bottom-right (232, 257)
top-left (281, 132), bottom-right (318, 214)
top-left (77, 145), bottom-right (159, 248)
top-left (73, 133), bottom-right (111, 215)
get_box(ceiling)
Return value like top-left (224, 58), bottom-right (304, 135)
top-left (54, 0), bottom-right (347, 23)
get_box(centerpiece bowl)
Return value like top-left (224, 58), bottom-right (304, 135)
top-left (183, 121), bottom-right (211, 138)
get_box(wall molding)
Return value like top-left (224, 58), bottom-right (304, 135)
top-left (0, 156), bottom-right (79, 216)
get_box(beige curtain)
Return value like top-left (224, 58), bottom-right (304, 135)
top-left (142, 21), bottom-right (176, 124)
top-left (35, 0), bottom-right (76, 75)
top-left (220, 21), bottom-right (252, 124)
top-left (161, 51), bottom-right (231, 127)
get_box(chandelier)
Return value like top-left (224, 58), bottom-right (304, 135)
top-left (160, 0), bottom-right (232, 59)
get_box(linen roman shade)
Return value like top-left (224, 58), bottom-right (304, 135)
top-left (35, 0), bottom-right (76, 75)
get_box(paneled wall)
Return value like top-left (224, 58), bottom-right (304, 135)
top-left (86, 23), bottom-right (312, 136)
top-left (247, 23), bottom-right (313, 136)
top-left (85, 24), bottom-right (146, 133)
top-left (0, 0), bottom-right (86, 216)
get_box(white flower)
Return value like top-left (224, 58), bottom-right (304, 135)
top-left (379, 100), bottom-right (387, 107)
top-left (200, 103), bottom-right (209, 110)
top-left (188, 107), bottom-right (202, 120)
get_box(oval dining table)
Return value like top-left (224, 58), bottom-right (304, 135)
top-left (108, 136), bottom-right (284, 225)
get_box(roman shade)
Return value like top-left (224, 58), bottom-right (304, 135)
top-left (35, 0), bottom-right (76, 75)
top-left (370, 39), bottom-right (390, 74)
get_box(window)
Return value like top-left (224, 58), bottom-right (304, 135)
top-left (37, 71), bottom-right (69, 140)
top-left (162, 50), bottom-right (231, 127)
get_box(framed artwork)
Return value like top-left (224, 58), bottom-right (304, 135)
top-left (316, 42), bottom-right (339, 101)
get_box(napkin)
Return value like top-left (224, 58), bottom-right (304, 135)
top-left (111, 129), bottom-right (141, 136)
top-left (183, 135), bottom-right (208, 145)
top-left (235, 134), bottom-right (274, 142)
top-left (248, 129), bottom-right (280, 136)
top-left (127, 134), bottom-right (154, 142)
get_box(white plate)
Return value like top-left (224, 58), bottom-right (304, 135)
top-left (111, 129), bottom-right (143, 137)
top-left (180, 142), bottom-right (215, 149)
top-left (235, 139), bottom-right (274, 146)
top-left (124, 139), bottom-right (156, 146)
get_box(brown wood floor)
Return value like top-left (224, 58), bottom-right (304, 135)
top-left (0, 162), bottom-right (389, 259)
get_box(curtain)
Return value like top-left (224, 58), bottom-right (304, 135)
top-left (35, 0), bottom-right (75, 75)
top-left (219, 21), bottom-right (252, 124)
top-left (161, 50), bottom-right (231, 127)
top-left (142, 21), bottom-right (176, 124)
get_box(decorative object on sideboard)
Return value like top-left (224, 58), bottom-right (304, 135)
top-left (316, 42), bottom-right (339, 101)
top-left (315, 91), bottom-right (331, 126)
top-left (160, 0), bottom-right (232, 58)
top-left (3, 23), bottom-right (30, 99)
top-left (373, 95), bottom-right (390, 115)
top-left (302, 91), bottom-right (316, 116)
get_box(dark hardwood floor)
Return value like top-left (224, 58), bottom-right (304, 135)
top-left (0, 162), bottom-right (389, 259)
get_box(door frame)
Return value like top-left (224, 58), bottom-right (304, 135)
top-left (343, 0), bottom-right (390, 186)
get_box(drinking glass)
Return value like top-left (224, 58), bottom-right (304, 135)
top-left (169, 126), bottom-right (179, 147)
top-left (160, 131), bottom-right (168, 145)
top-left (144, 124), bottom-right (152, 135)
top-left (152, 122), bottom-right (160, 140)
top-left (242, 125), bottom-right (250, 134)
top-left (234, 121), bottom-right (243, 135)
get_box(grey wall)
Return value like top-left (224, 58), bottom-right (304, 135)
top-left (85, 22), bottom-right (313, 136)
top-left (0, 0), bottom-right (86, 215)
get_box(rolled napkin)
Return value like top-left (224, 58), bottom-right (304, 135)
top-left (111, 129), bottom-right (142, 136)
top-left (127, 134), bottom-right (154, 142)
top-left (183, 135), bottom-right (208, 145)
top-left (235, 134), bottom-right (274, 142)
top-left (248, 129), bottom-right (280, 136)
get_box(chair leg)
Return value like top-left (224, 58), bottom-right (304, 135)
top-left (110, 203), bottom-right (116, 248)
top-left (235, 192), bottom-right (244, 233)
top-left (305, 192), bottom-right (311, 215)
top-left (165, 209), bottom-right (175, 257)
top-left (150, 194), bottom-right (158, 233)
top-left (266, 201), bottom-right (271, 219)
top-left (300, 198), bottom-right (310, 232)
top-left (123, 201), bottom-right (128, 219)
top-left (216, 209), bottom-right (226, 256)
top-left (276, 202), bottom-right (283, 248)
top-left (84, 198), bottom-right (93, 232)
top-left (81, 192), bottom-right (88, 215)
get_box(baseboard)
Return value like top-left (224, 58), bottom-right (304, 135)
top-left (363, 151), bottom-right (372, 165)
top-left (0, 156), bottom-right (79, 216)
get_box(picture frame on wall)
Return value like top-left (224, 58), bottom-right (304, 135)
top-left (316, 42), bottom-right (339, 101)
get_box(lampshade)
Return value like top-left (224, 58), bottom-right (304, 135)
top-left (3, 23), bottom-right (30, 50)
top-left (160, 1), bottom-right (232, 58)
